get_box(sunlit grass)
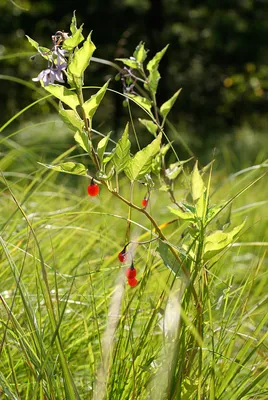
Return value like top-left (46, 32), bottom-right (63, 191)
top-left (0, 127), bottom-right (268, 399)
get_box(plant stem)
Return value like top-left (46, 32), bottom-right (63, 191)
top-left (109, 187), bottom-right (201, 309)
top-left (75, 79), bottom-right (101, 170)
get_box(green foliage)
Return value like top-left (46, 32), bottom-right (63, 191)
top-left (0, 12), bottom-right (267, 400)
top-left (74, 130), bottom-right (91, 153)
top-left (68, 33), bottom-right (96, 78)
top-left (97, 134), bottom-right (110, 164)
top-left (63, 13), bottom-right (84, 51)
top-left (44, 85), bottom-right (79, 110)
top-left (157, 241), bottom-right (180, 276)
top-left (83, 80), bottom-right (110, 120)
top-left (39, 161), bottom-right (88, 176)
top-left (59, 103), bottom-right (84, 131)
top-left (160, 88), bottom-right (182, 121)
top-left (138, 118), bottom-right (158, 137)
top-left (127, 94), bottom-right (152, 113)
top-left (111, 123), bottom-right (131, 173)
top-left (145, 45), bottom-right (169, 95)
top-left (124, 133), bottom-right (162, 180)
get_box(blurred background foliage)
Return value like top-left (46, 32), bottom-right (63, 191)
top-left (0, 0), bottom-right (268, 164)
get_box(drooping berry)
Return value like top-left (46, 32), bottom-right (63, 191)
top-left (118, 247), bottom-right (127, 262)
top-left (128, 277), bottom-right (138, 287)
top-left (141, 198), bottom-right (148, 208)
top-left (126, 267), bottom-right (136, 279)
top-left (87, 181), bottom-right (99, 197)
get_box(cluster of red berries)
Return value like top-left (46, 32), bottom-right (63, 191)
top-left (126, 264), bottom-right (138, 287)
top-left (118, 247), bottom-right (138, 287)
top-left (88, 181), bottom-right (147, 287)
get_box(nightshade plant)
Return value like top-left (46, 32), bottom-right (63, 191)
top-left (21, 12), bottom-right (267, 400)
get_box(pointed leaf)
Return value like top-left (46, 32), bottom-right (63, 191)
top-left (63, 26), bottom-right (84, 51)
top-left (166, 158), bottom-right (192, 180)
top-left (145, 68), bottom-right (160, 96)
top-left (44, 85), bottom-right (79, 110)
top-left (116, 58), bottom-right (139, 69)
top-left (127, 94), bottom-right (152, 112)
top-left (204, 221), bottom-right (246, 260)
top-left (139, 118), bottom-right (158, 137)
top-left (158, 241), bottom-right (180, 276)
top-left (160, 89), bottom-right (182, 119)
top-left (97, 134), bottom-right (110, 163)
top-left (70, 11), bottom-right (78, 35)
top-left (151, 154), bottom-right (161, 175)
top-left (166, 162), bottom-right (183, 180)
top-left (112, 123), bottom-right (131, 173)
top-left (83, 80), bottom-right (109, 119)
top-left (59, 102), bottom-right (83, 131)
top-left (191, 162), bottom-right (205, 202)
top-left (39, 162), bottom-right (87, 176)
top-left (125, 133), bottom-right (162, 180)
top-left (68, 32), bottom-right (96, 77)
top-left (74, 130), bottom-right (91, 153)
top-left (147, 45), bottom-right (169, 72)
top-left (191, 161), bottom-right (205, 218)
top-left (146, 45), bottom-right (169, 95)
top-left (26, 35), bottom-right (39, 51)
top-left (134, 42), bottom-right (148, 63)
top-left (26, 35), bottom-right (51, 61)
top-left (168, 206), bottom-right (195, 221)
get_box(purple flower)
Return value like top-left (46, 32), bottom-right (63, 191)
top-left (32, 48), bottom-right (67, 86)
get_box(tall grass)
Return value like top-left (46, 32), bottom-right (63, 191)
top-left (0, 122), bottom-right (267, 399)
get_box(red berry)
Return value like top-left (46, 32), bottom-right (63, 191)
top-left (128, 278), bottom-right (138, 287)
top-left (118, 252), bottom-right (127, 263)
top-left (87, 183), bottom-right (99, 197)
top-left (126, 267), bottom-right (137, 279)
top-left (141, 198), bottom-right (148, 208)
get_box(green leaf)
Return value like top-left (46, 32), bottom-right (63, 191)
top-left (97, 134), bottom-right (110, 163)
top-left (26, 35), bottom-right (39, 50)
top-left (145, 68), bottom-right (160, 96)
top-left (166, 158), bottom-right (193, 180)
top-left (125, 133), bottom-right (162, 180)
top-left (83, 80), bottom-right (110, 120)
top-left (103, 152), bottom-right (114, 164)
top-left (191, 161), bottom-right (205, 218)
top-left (145, 45), bottom-right (169, 95)
top-left (116, 58), bottom-right (139, 69)
top-left (151, 154), bottom-right (161, 175)
top-left (59, 102), bottom-right (83, 132)
top-left (157, 241), bottom-right (180, 276)
top-left (134, 42), bottom-right (148, 63)
top-left (127, 94), bottom-right (152, 113)
top-left (147, 45), bottom-right (169, 72)
top-left (97, 167), bottom-right (114, 181)
top-left (39, 162), bottom-right (88, 176)
top-left (191, 162), bottom-right (204, 202)
top-left (168, 206), bottom-right (195, 221)
top-left (203, 221), bottom-right (246, 260)
top-left (68, 32), bottom-right (96, 77)
top-left (70, 11), bottom-right (78, 35)
top-left (166, 162), bottom-right (183, 180)
top-left (26, 35), bottom-right (51, 61)
top-left (74, 130), bottom-right (91, 153)
top-left (139, 118), bottom-right (158, 137)
top-left (112, 123), bottom-right (131, 173)
top-left (63, 27), bottom-right (84, 51)
top-left (44, 85), bottom-right (79, 111)
top-left (160, 89), bottom-right (182, 119)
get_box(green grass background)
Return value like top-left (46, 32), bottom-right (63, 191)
top-left (0, 116), bottom-right (268, 399)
